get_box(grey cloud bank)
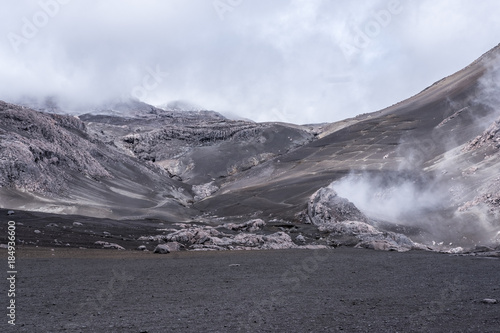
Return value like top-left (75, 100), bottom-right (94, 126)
top-left (1, 0), bottom-right (500, 123)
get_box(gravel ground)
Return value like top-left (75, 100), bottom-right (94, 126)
top-left (1, 247), bottom-right (499, 333)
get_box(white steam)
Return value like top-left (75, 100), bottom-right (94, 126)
top-left (333, 58), bottom-right (500, 248)
top-left (333, 173), bottom-right (447, 223)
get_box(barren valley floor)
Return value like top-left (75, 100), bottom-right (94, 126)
top-left (1, 247), bottom-right (499, 333)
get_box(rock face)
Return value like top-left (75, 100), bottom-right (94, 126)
top-left (464, 116), bottom-right (500, 152)
top-left (0, 101), bottom-right (193, 220)
top-left (0, 102), bottom-right (111, 193)
top-left (321, 219), bottom-right (424, 252)
top-left (192, 182), bottom-right (219, 201)
top-left (81, 107), bottom-right (314, 185)
top-left (305, 185), bottom-right (368, 226)
top-left (458, 116), bottom-right (500, 217)
top-left (307, 185), bottom-right (425, 252)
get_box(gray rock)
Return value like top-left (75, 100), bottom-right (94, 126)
top-left (137, 245), bottom-right (147, 251)
top-left (295, 234), bottom-right (306, 244)
top-left (103, 243), bottom-right (125, 250)
top-left (481, 298), bottom-right (498, 304)
top-left (7, 210), bottom-right (14, 216)
top-left (465, 116), bottom-right (500, 151)
top-left (94, 241), bottom-right (125, 250)
top-left (166, 225), bottom-right (225, 244)
top-left (192, 182), bottom-right (219, 201)
top-left (305, 185), bottom-right (368, 226)
top-left (73, 222), bottom-right (83, 226)
top-left (34, 230), bottom-right (41, 234)
top-left (165, 241), bottom-right (182, 252)
top-left (154, 244), bottom-right (170, 254)
top-left (223, 219), bottom-right (266, 232)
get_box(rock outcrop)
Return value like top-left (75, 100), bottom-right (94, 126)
top-left (138, 221), bottom-right (299, 251)
top-left (305, 185), bottom-right (368, 226)
top-left (222, 219), bottom-right (266, 232)
top-left (0, 102), bottom-right (111, 193)
top-left (192, 182), bottom-right (219, 201)
top-left (464, 116), bottom-right (500, 152)
top-left (306, 185), bottom-right (425, 252)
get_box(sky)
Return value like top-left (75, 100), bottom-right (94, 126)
top-left (1, 0), bottom-right (500, 124)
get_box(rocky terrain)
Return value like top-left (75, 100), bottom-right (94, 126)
top-left (2, 45), bottom-right (500, 256)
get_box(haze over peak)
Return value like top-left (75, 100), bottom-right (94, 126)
top-left (2, 1), bottom-right (500, 123)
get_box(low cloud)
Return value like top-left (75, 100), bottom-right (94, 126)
top-left (1, 0), bottom-right (500, 123)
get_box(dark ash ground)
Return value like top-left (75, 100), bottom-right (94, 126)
top-left (1, 247), bottom-right (499, 333)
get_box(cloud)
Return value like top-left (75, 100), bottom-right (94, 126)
top-left (1, 0), bottom-right (500, 123)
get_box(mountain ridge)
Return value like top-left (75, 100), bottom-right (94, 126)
top-left (1, 43), bottom-right (500, 251)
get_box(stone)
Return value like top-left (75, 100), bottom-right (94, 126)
top-left (481, 298), bottom-right (498, 304)
top-left (73, 222), bottom-right (83, 226)
top-left (94, 241), bottom-right (125, 250)
top-left (223, 219), bottom-right (266, 232)
top-left (7, 210), bottom-right (14, 216)
top-left (154, 244), bottom-right (170, 254)
top-left (305, 185), bottom-right (368, 226)
top-left (192, 182), bottom-right (219, 201)
top-left (165, 241), bottom-right (182, 252)
top-left (295, 234), bottom-right (306, 244)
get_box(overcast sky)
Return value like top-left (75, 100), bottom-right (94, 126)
top-left (1, 0), bottom-right (499, 124)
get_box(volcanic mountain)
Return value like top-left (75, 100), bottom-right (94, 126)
top-left (1, 44), bottom-right (500, 252)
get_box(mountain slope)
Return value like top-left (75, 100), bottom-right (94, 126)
top-left (194, 44), bottom-right (500, 246)
top-left (0, 101), bottom-right (193, 220)
top-left (1, 44), bottom-right (500, 249)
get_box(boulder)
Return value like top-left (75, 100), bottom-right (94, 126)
top-left (295, 234), bottom-right (306, 244)
top-left (165, 241), bottom-right (182, 252)
top-left (165, 225), bottom-right (225, 244)
top-left (192, 182), bottom-right (219, 201)
top-left (306, 185), bottom-right (368, 226)
top-left (481, 298), bottom-right (498, 304)
top-left (94, 241), bottom-right (125, 250)
top-left (223, 219), bottom-right (266, 232)
top-left (154, 244), bottom-right (170, 254)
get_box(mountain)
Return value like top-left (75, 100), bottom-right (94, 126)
top-left (1, 44), bottom-right (500, 252)
top-left (195, 44), bottom-right (500, 246)
top-left (0, 101), bottom-right (193, 220)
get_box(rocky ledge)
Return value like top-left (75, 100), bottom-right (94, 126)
top-left (138, 219), bottom-right (328, 251)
